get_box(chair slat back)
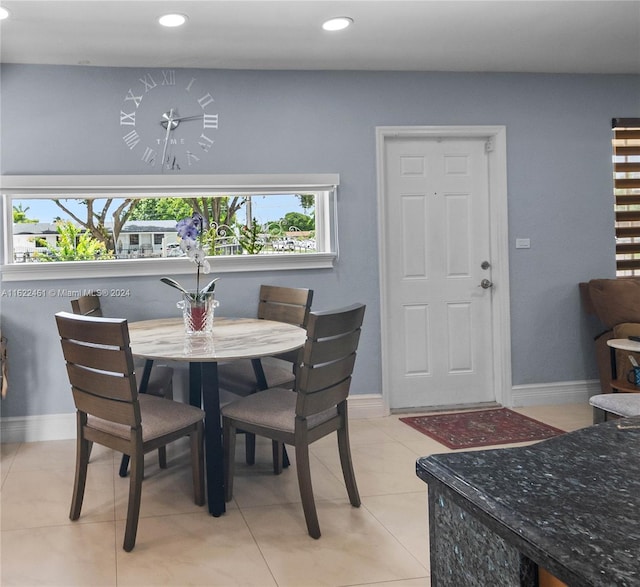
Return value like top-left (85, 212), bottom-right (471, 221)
top-left (304, 330), bottom-right (362, 367)
top-left (72, 387), bottom-right (139, 427)
top-left (65, 358), bottom-right (136, 401)
top-left (307, 304), bottom-right (365, 338)
top-left (56, 311), bottom-right (140, 428)
top-left (295, 303), bottom-right (365, 418)
top-left (257, 285), bottom-right (313, 327)
top-left (70, 293), bottom-right (103, 317)
top-left (298, 353), bottom-right (357, 394)
top-left (57, 311), bottom-right (129, 346)
top-left (297, 374), bottom-right (354, 416)
top-left (60, 340), bottom-right (131, 375)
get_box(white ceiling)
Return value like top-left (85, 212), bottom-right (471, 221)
top-left (1, 0), bottom-right (639, 74)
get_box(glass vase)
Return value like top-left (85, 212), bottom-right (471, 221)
top-left (176, 292), bottom-right (218, 336)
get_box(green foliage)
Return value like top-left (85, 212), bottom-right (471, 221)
top-left (238, 219), bottom-right (265, 254)
top-left (297, 194), bottom-right (314, 212)
top-left (189, 195), bottom-right (246, 230)
top-left (128, 195), bottom-right (242, 227)
top-left (128, 198), bottom-right (194, 220)
top-left (12, 204), bottom-right (39, 224)
top-left (200, 227), bottom-right (217, 254)
top-left (36, 221), bottom-right (111, 262)
top-left (282, 212), bottom-right (314, 232)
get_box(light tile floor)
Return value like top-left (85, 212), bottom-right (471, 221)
top-left (1, 403), bottom-right (592, 587)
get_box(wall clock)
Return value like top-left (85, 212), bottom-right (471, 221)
top-left (119, 69), bottom-right (219, 172)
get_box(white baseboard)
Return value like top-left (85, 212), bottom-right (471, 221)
top-left (510, 379), bottom-right (600, 407)
top-left (1, 413), bottom-right (76, 444)
top-left (349, 382), bottom-right (601, 416)
top-left (0, 382), bottom-right (599, 444)
top-left (348, 394), bottom-right (389, 419)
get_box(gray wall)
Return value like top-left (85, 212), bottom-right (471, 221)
top-left (1, 64), bottom-right (639, 418)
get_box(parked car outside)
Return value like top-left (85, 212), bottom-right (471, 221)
top-left (272, 238), bottom-right (295, 251)
top-left (166, 242), bottom-right (185, 257)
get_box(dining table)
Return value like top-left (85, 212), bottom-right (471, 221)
top-left (126, 316), bottom-right (307, 516)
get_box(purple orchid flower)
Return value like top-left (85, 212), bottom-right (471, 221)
top-left (176, 213), bottom-right (203, 240)
top-left (163, 212), bottom-right (212, 301)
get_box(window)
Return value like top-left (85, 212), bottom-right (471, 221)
top-left (1, 174), bottom-right (339, 281)
top-left (613, 118), bottom-right (640, 275)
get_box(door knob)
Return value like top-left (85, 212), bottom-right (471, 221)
top-left (479, 279), bottom-right (493, 289)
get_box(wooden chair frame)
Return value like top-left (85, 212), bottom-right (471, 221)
top-left (218, 284), bottom-right (313, 468)
top-left (56, 311), bottom-right (205, 551)
top-left (222, 303), bottom-right (365, 539)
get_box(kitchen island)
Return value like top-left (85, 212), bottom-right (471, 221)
top-left (417, 417), bottom-right (640, 586)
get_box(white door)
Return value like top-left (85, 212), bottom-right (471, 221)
top-left (379, 129), bottom-right (509, 410)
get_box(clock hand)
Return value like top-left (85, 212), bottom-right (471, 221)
top-left (172, 114), bottom-right (204, 123)
top-left (159, 113), bottom-right (204, 126)
top-left (160, 108), bottom-right (175, 169)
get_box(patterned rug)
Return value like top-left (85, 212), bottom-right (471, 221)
top-left (400, 408), bottom-right (565, 449)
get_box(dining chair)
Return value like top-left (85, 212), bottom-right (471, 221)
top-left (218, 284), bottom-right (314, 393)
top-left (217, 284), bottom-right (313, 467)
top-left (55, 311), bottom-right (205, 552)
top-left (589, 393), bottom-right (640, 423)
top-left (222, 303), bottom-right (366, 539)
top-left (71, 293), bottom-right (174, 469)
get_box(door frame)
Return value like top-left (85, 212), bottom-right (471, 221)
top-left (376, 126), bottom-right (512, 412)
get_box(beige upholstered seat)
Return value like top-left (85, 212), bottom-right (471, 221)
top-left (71, 293), bottom-right (174, 470)
top-left (589, 393), bottom-right (640, 423)
top-left (217, 285), bottom-right (313, 466)
top-left (222, 303), bottom-right (365, 539)
top-left (55, 311), bottom-right (205, 552)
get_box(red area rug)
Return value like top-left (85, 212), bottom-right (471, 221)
top-left (400, 408), bottom-right (564, 449)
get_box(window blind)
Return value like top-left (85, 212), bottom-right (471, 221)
top-left (613, 118), bottom-right (640, 274)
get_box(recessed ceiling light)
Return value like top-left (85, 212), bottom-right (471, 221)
top-left (322, 17), bottom-right (353, 32)
top-left (158, 13), bottom-right (188, 28)
top-left (0, 7), bottom-right (10, 20)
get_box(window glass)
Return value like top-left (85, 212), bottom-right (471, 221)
top-left (9, 193), bottom-right (319, 263)
top-left (612, 118), bottom-right (640, 276)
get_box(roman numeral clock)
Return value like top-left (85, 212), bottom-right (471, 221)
top-left (120, 70), bottom-right (219, 172)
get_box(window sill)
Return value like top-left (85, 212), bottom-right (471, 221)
top-left (1, 253), bottom-right (336, 282)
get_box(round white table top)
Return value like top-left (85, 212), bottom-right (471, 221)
top-left (607, 338), bottom-right (640, 352)
top-left (128, 317), bottom-right (306, 362)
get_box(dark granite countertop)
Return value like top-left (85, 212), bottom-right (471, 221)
top-left (417, 417), bottom-right (640, 587)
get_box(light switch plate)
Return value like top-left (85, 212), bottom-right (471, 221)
top-left (515, 238), bottom-right (531, 249)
